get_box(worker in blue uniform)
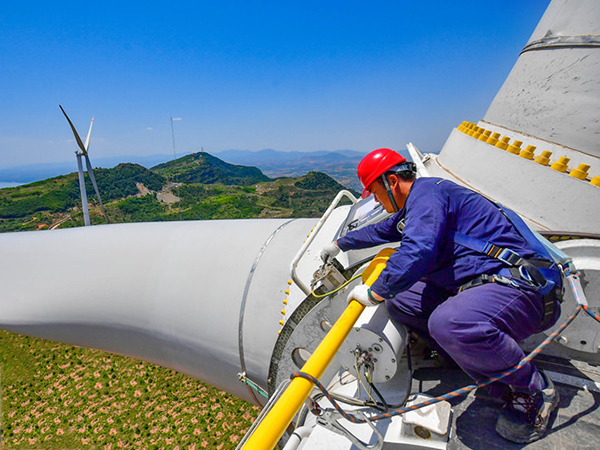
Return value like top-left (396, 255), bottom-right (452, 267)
top-left (320, 148), bottom-right (562, 444)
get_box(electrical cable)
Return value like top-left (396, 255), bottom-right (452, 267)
top-left (238, 374), bottom-right (269, 399)
top-left (366, 367), bottom-right (389, 412)
top-left (355, 352), bottom-right (379, 407)
top-left (311, 273), bottom-right (362, 298)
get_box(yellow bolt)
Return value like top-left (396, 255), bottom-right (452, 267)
top-left (534, 150), bottom-right (552, 166)
top-left (486, 132), bottom-right (501, 146)
top-left (287, 279), bottom-right (292, 285)
top-left (495, 137), bottom-right (510, 150)
top-left (285, 289), bottom-right (290, 295)
top-left (278, 330), bottom-right (282, 334)
top-left (283, 299), bottom-right (288, 305)
top-left (281, 309), bottom-right (286, 315)
top-left (519, 145), bottom-right (536, 160)
top-left (478, 130), bottom-right (492, 142)
top-left (279, 320), bottom-right (285, 326)
top-left (550, 156), bottom-right (570, 173)
top-left (506, 140), bottom-right (523, 155)
top-left (569, 163), bottom-right (591, 180)
top-left (591, 175), bottom-right (600, 187)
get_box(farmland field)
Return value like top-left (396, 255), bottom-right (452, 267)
top-left (0, 330), bottom-right (260, 449)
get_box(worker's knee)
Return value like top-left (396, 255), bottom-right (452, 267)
top-left (428, 304), bottom-right (481, 349)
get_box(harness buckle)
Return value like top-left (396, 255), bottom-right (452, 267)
top-left (493, 274), bottom-right (520, 288)
top-left (497, 248), bottom-right (522, 266)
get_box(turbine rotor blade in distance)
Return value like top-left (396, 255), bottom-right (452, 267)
top-left (84, 154), bottom-right (109, 224)
top-left (84, 116), bottom-right (94, 152)
top-left (59, 105), bottom-right (87, 155)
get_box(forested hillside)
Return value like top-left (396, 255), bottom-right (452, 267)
top-left (0, 152), bottom-right (354, 233)
top-left (152, 152), bottom-right (270, 185)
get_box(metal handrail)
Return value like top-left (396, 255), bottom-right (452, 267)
top-left (406, 142), bottom-right (430, 177)
top-left (290, 190), bottom-right (358, 295)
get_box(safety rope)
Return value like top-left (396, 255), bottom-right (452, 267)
top-left (292, 271), bottom-right (598, 425)
top-left (584, 305), bottom-right (600, 323)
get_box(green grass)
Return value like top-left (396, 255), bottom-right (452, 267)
top-left (0, 330), bottom-right (260, 449)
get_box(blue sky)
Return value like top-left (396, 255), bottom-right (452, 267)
top-left (0, 1), bottom-right (550, 170)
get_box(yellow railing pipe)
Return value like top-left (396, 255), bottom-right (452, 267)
top-left (241, 248), bottom-right (395, 450)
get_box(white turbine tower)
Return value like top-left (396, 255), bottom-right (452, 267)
top-left (59, 105), bottom-right (109, 226)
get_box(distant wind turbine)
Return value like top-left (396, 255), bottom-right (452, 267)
top-left (59, 105), bottom-right (109, 226)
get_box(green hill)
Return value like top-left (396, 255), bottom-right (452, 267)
top-left (0, 163), bottom-right (165, 231)
top-left (0, 153), bottom-right (354, 232)
top-left (151, 152), bottom-right (271, 185)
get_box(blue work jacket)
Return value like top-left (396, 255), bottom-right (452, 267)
top-left (337, 177), bottom-right (544, 299)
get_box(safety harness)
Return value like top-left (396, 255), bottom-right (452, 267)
top-left (454, 204), bottom-right (564, 331)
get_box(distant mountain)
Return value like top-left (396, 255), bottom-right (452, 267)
top-left (215, 149), bottom-right (365, 164)
top-left (0, 148), bottom-right (411, 192)
top-left (212, 148), bottom-right (410, 191)
top-left (151, 152), bottom-right (271, 185)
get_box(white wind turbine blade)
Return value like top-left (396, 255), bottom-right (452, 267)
top-left (84, 116), bottom-right (94, 153)
top-left (59, 105), bottom-right (87, 155)
top-left (84, 154), bottom-right (109, 224)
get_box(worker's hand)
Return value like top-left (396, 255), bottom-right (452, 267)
top-left (346, 284), bottom-right (384, 306)
top-left (320, 241), bottom-right (340, 263)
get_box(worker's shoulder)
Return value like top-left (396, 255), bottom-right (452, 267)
top-left (412, 176), bottom-right (459, 194)
top-left (415, 177), bottom-right (478, 197)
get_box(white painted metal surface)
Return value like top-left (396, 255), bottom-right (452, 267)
top-left (483, 0), bottom-right (600, 158)
top-left (0, 219), bottom-right (320, 402)
top-left (425, 129), bottom-right (600, 233)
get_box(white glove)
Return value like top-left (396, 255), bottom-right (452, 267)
top-left (346, 284), bottom-right (382, 306)
top-left (320, 241), bottom-right (340, 263)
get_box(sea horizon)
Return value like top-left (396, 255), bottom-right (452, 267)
top-left (0, 181), bottom-right (24, 189)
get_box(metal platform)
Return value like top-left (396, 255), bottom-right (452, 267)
top-left (411, 355), bottom-right (600, 450)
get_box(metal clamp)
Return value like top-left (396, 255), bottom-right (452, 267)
top-left (290, 190), bottom-right (357, 295)
top-left (311, 258), bottom-right (347, 292)
top-left (316, 409), bottom-right (383, 450)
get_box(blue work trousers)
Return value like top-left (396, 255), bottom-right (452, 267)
top-left (386, 281), bottom-right (546, 397)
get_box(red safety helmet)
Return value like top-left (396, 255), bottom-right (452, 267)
top-left (357, 148), bottom-right (407, 198)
